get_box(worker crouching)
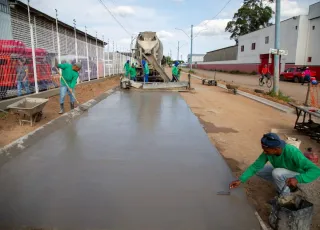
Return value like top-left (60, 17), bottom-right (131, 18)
top-left (230, 133), bottom-right (320, 202)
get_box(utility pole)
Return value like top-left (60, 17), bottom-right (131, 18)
top-left (190, 24), bottom-right (193, 71)
top-left (177, 41), bottom-right (180, 61)
top-left (273, 0), bottom-right (281, 95)
top-left (73, 19), bottom-right (79, 83)
top-left (85, 26), bottom-right (90, 81)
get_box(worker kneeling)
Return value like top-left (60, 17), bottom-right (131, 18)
top-left (230, 133), bottom-right (320, 201)
top-left (56, 60), bottom-right (82, 114)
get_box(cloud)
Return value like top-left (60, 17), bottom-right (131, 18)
top-left (157, 30), bottom-right (174, 40)
top-left (269, 0), bottom-right (308, 19)
top-left (193, 19), bottom-right (230, 37)
top-left (111, 6), bottom-right (135, 17)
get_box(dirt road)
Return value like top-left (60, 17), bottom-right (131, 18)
top-left (178, 72), bottom-right (320, 229)
top-left (188, 68), bottom-right (309, 104)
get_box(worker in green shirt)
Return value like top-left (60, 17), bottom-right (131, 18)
top-left (55, 59), bottom-right (82, 114)
top-left (129, 63), bottom-right (137, 81)
top-left (230, 133), bottom-right (320, 197)
top-left (124, 60), bottom-right (130, 78)
top-left (142, 59), bottom-right (149, 83)
top-left (171, 61), bottom-right (180, 82)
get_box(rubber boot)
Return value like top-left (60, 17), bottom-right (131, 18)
top-left (59, 103), bottom-right (64, 114)
top-left (70, 102), bottom-right (75, 110)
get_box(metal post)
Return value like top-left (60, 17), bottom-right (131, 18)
top-left (130, 35), bottom-right (133, 64)
top-left (85, 26), bottom-right (90, 81)
top-left (51, 24), bottom-right (55, 53)
top-left (112, 41), bottom-right (115, 75)
top-left (190, 24), bottom-right (193, 71)
top-left (108, 39), bottom-right (110, 76)
top-left (96, 32), bottom-right (99, 79)
top-left (33, 15), bottom-right (37, 47)
top-left (55, 9), bottom-right (61, 64)
top-left (177, 41), bottom-right (180, 61)
top-left (273, 0), bottom-right (281, 95)
top-left (73, 20), bottom-right (78, 62)
top-left (103, 35), bottom-right (106, 78)
top-left (27, 0), bottom-right (39, 94)
top-left (73, 19), bottom-right (79, 83)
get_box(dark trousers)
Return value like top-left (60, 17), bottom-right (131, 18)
top-left (171, 75), bottom-right (178, 82)
top-left (301, 75), bottom-right (310, 85)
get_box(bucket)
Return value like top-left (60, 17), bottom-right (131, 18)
top-left (269, 195), bottom-right (314, 230)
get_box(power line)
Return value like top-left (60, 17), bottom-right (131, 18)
top-left (193, 0), bottom-right (232, 39)
top-left (98, 0), bottom-right (131, 36)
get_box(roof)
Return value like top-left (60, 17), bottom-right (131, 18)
top-left (9, 0), bottom-right (106, 45)
top-left (206, 45), bottom-right (237, 54)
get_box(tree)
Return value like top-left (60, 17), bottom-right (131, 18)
top-left (225, 0), bottom-right (273, 44)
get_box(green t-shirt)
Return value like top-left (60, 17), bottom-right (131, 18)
top-left (144, 63), bottom-right (149, 75)
top-left (124, 63), bottom-right (130, 72)
top-left (172, 66), bottom-right (178, 76)
top-left (58, 63), bottom-right (79, 89)
top-left (129, 66), bottom-right (137, 77)
top-left (239, 144), bottom-right (320, 183)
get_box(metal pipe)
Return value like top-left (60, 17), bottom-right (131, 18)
top-left (85, 26), bottom-right (90, 81)
top-left (190, 25), bottom-right (193, 71)
top-left (273, 0), bottom-right (281, 95)
top-left (27, 0), bottom-right (39, 94)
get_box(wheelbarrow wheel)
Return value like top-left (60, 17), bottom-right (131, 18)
top-left (202, 79), bottom-right (205, 85)
top-left (233, 89), bottom-right (237, 95)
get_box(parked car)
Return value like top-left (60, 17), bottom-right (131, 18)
top-left (280, 67), bottom-right (317, 83)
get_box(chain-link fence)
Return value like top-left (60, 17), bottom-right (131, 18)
top-left (0, 15), bottom-right (129, 100)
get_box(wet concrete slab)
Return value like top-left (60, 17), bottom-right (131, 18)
top-left (0, 91), bottom-right (260, 230)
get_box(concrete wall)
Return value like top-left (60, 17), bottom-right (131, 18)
top-left (237, 17), bottom-right (300, 64)
top-left (307, 17), bottom-right (320, 66)
top-left (188, 54), bottom-right (205, 63)
top-left (0, 0), bottom-right (12, 40)
top-left (204, 46), bottom-right (237, 62)
top-left (295, 16), bottom-right (309, 65)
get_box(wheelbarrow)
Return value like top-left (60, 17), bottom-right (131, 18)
top-left (202, 78), bottom-right (217, 86)
top-left (7, 97), bottom-right (49, 126)
top-left (226, 84), bottom-right (239, 95)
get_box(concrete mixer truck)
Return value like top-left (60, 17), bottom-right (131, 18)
top-left (133, 31), bottom-right (170, 82)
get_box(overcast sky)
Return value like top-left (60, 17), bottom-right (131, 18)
top-left (26, 0), bottom-right (318, 61)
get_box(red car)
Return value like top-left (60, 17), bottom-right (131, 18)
top-left (280, 67), bottom-right (317, 83)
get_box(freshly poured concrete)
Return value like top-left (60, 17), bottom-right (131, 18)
top-left (0, 91), bottom-right (260, 230)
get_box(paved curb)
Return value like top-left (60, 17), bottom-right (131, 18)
top-left (0, 86), bottom-right (119, 167)
top-left (0, 76), bottom-right (119, 110)
top-left (189, 73), bottom-right (294, 114)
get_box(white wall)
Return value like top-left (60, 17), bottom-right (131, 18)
top-left (237, 17), bottom-right (300, 64)
top-left (307, 17), bottom-right (320, 66)
top-left (295, 16), bottom-right (309, 65)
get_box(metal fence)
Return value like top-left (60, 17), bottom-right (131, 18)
top-left (0, 17), bottom-right (129, 100)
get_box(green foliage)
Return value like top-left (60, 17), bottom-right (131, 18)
top-left (225, 0), bottom-right (273, 43)
top-left (267, 90), bottom-right (291, 102)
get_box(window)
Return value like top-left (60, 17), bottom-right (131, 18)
top-left (308, 57), bottom-right (312, 62)
top-left (251, 43), bottom-right (256, 50)
top-left (295, 26), bottom-right (298, 30)
top-left (265, 36), bottom-right (269, 44)
top-left (312, 26), bottom-right (315, 30)
top-left (241, 45), bottom-right (244, 52)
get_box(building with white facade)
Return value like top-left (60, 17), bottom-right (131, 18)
top-left (197, 2), bottom-right (320, 76)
